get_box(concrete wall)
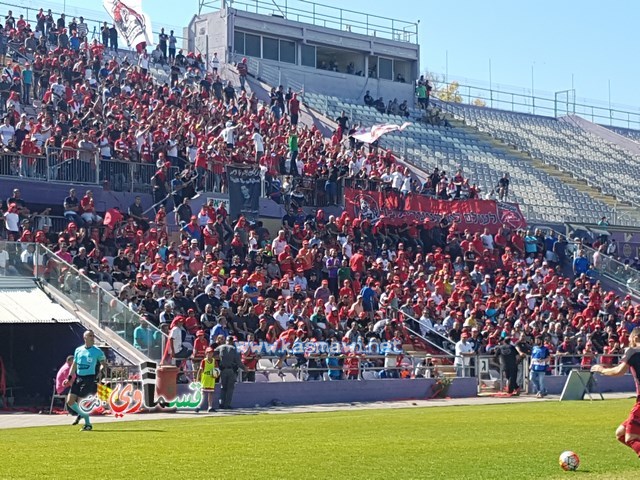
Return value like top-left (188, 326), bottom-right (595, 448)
top-left (0, 180), bottom-right (153, 214)
top-left (190, 7), bottom-right (416, 103)
top-left (232, 10), bottom-right (419, 61)
top-left (248, 57), bottom-right (414, 104)
top-left (527, 374), bottom-right (636, 396)
top-left (175, 374), bottom-right (634, 409)
top-left (177, 377), bottom-right (478, 409)
top-left (186, 11), bottom-right (230, 65)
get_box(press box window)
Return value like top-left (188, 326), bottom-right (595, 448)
top-left (233, 30), bottom-right (244, 54)
top-left (279, 39), bottom-right (296, 64)
top-left (234, 31), bottom-right (261, 58)
top-left (379, 57), bottom-right (393, 80)
top-left (263, 37), bottom-right (279, 61)
top-left (245, 33), bottom-right (261, 57)
top-left (301, 44), bottom-right (315, 68)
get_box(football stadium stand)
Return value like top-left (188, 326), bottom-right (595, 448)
top-left (605, 125), bottom-right (640, 143)
top-left (2, 0), bottom-right (640, 408)
top-left (304, 92), bottom-right (617, 224)
top-left (438, 102), bottom-right (640, 217)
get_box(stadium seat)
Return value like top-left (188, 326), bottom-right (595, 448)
top-left (361, 370), bottom-right (378, 381)
top-left (49, 379), bottom-right (67, 414)
top-left (280, 372), bottom-right (299, 382)
top-left (305, 92), bottom-right (618, 224)
top-left (437, 100), bottom-right (640, 218)
top-left (257, 359), bottom-right (274, 371)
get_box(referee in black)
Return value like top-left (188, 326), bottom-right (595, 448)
top-left (215, 336), bottom-right (245, 409)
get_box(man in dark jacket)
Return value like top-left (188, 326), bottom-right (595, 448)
top-left (215, 336), bottom-right (245, 409)
top-left (494, 337), bottom-right (524, 395)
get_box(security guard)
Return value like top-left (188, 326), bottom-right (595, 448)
top-left (214, 336), bottom-right (244, 409)
top-left (493, 337), bottom-right (524, 395)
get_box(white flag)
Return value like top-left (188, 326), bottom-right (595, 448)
top-left (103, 0), bottom-right (154, 48)
top-left (351, 122), bottom-right (412, 144)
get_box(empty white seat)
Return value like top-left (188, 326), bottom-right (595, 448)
top-left (257, 359), bottom-right (274, 371)
top-left (361, 370), bottom-right (378, 381)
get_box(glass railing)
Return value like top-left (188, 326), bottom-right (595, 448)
top-left (0, 241), bottom-right (40, 278)
top-left (577, 243), bottom-right (640, 296)
top-left (33, 243), bottom-right (168, 362)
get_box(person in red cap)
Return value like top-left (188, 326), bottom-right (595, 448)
top-left (196, 346), bottom-right (218, 412)
top-left (454, 331), bottom-right (475, 377)
top-left (168, 316), bottom-right (193, 369)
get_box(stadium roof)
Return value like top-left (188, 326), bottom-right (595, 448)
top-left (0, 279), bottom-right (78, 324)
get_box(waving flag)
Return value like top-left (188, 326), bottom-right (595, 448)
top-left (103, 0), bottom-right (154, 48)
top-left (351, 122), bottom-right (412, 144)
top-left (97, 383), bottom-right (113, 403)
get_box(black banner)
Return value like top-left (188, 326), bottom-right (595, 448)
top-left (226, 165), bottom-right (261, 222)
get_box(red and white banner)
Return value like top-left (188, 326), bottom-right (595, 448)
top-left (103, 0), bottom-right (154, 48)
top-left (351, 122), bottom-right (412, 144)
top-left (345, 188), bottom-right (526, 234)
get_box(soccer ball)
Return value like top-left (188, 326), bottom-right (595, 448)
top-left (212, 368), bottom-right (220, 379)
top-left (559, 451), bottom-right (580, 471)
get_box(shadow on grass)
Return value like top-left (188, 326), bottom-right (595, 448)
top-left (90, 429), bottom-right (166, 433)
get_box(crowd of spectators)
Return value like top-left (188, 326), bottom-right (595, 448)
top-left (584, 232), bottom-right (640, 290)
top-left (363, 90), bottom-right (410, 118)
top-left (429, 229), bottom-right (640, 384)
top-left (0, 8), bottom-right (637, 387)
top-left (0, 7), bottom-right (430, 207)
top-left (5, 164), bottom-right (639, 385)
top-left (0, 6), bottom-right (473, 211)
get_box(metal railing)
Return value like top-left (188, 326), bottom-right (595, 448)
top-left (231, 53), bottom-right (302, 93)
top-left (28, 214), bottom-right (73, 233)
top-left (430, 74), bottom-right (640, 130)
top-left (0, 145), bottom-right (240, 196)
top-left (0, 0), bottom-right (187, 49)
top-left (220, 0), bottom-right (418, 44)
top-left (389, 306), bottom-right (455, 355)
top-left (577, 242), bottom-right (640, 297)
top-left (518, 203), bottom-right (615, 226)
top-left (282, 175), bottom-right (344, 208)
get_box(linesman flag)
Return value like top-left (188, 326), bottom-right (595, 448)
top-left (97, 383), bottom-right (113, 403)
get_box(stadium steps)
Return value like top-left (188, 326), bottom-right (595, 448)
top-left (524, 157), bottom-right (640, 221)
top-left (37, 279), bottom-right (150, 367)
top-left (447, 118), bottom-right (640, 223)
top-left (563, 115), bottom-right (640, 157)
top-left (244, 71), bottom-right (337, 138)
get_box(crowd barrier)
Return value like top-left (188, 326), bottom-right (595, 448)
top-left (0, 145), bottom-right (472, 204)
top-left (98, 342), bottom-right (631, 395)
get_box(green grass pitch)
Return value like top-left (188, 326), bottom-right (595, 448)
top-left (2, 399), bottom-right (639, 479)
